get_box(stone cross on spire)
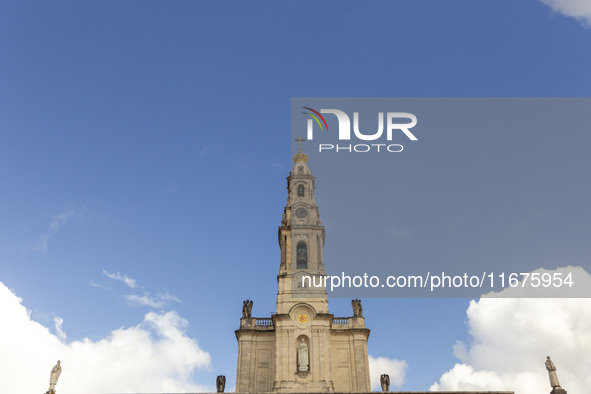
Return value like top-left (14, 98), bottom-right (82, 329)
top-left (295, 137), bottom-right (306, 152)
top-left (293, 137), bottom-right (308, 162)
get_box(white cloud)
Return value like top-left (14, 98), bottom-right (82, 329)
top-left (98, 270), bottom-right (181, 308)
top-left (53, 316), bottom-right (66, 342)
top-left (157, 290), bottom-right (182, 303)
top-left (89, 281), bottom-right (111, 290)
top-left (368, 355), bottom-right (407, 390)
top-left (539, 0), bottom-right (591, 26)
top-left (102, 269), bottom-right (139, 288)
top-left (123, 294), bottom-right (165, 308)
top-left (0, 282), bottom-right (212, 394)
top-left (430, 266), bottom-right (591, 393)
top-left (30, 206), bottom-right (86, 252)
top-left (122, 291), bottom-right (181, 309)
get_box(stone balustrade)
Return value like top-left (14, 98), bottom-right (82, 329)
top-left (255, 317), bottom-right (273, 326)
top-left (332, 317), bottom-right (351, 328)
top-left (240, 316), bottom-right (367, 330)
top-left (240, 317), bottom-right (275, 330)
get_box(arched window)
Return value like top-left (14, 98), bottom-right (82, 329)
top-left (296, 242), bottom-right (307, 269)
top-left (298, 184), bottom-right (305, 197)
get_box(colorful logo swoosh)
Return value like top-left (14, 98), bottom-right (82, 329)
top-left (302, 107), bottom-right (329, 131)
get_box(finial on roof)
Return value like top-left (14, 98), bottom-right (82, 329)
top-left (293, 137), bottom-right (308, 163)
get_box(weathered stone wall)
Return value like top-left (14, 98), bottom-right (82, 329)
top-left (236, 328), bottom-right (276, 393)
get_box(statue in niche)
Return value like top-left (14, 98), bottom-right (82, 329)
top-left (216, 375), bottom-right (226, 393)
top-left (298, 184), bottom-right (305, 197)
top-left (380, 374), bottom-right (390, 392)
top-left (46, 360), bottom-right (62, 393)
top-left (352, 298), bottom-right (363, 317)
top-left (545, 356), bottom-right (562, 388)
top-left (297, 338), bottom-right (309, 372)
top-left (242, 300), bottom-right (253, 318)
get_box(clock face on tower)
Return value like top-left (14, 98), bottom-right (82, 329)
top-left (295, 208), bottom-right (308, 218)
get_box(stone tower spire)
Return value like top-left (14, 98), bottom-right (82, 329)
top-left (276, 145), bottom-right (328, 315)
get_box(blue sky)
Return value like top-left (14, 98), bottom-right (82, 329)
top-left (1, 1), bottom-right (591, 393)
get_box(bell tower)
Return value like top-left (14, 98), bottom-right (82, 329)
top-left (277, 141), bottom-right (329, 315)
top-left (235, 143), bottom-right (371, 393)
